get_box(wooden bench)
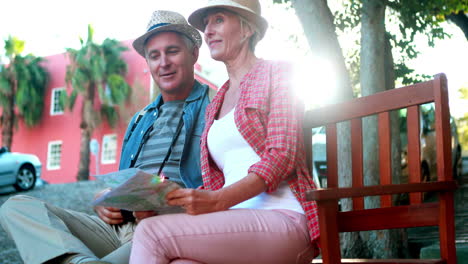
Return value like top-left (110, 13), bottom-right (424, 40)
top-left (304, 74), bottom-right (458, 264)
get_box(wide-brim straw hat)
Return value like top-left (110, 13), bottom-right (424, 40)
top-left (188, 0), bottom-right (268, 40)
top-left (133, 10), bottom-right (202, 57)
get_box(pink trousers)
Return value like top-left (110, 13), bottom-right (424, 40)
top-left (130, 209), bottom-right (318, 264)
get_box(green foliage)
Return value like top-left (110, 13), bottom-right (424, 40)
top-left (0, 37), bottom-right (48, 127)
top-left (100, 104), bottom-right (119, 127)
top-left (65, 24), bottom-right (131, 128)
top-left (394, 62), bottom-right (431, 85)
top-left (457, 87), bottom-right (468, 153)
top-left (459, 87), bottom-right (468, 100)
top-left (334, 0), bottom-right (361, 32)
top-left (456, 113), bottom-right (468, 155)
top-left (0, 65), bottom-right (11, 96)
top-left (271, 0), bottom-right (466, 88)
top-left (331, 0), bottom-right (466, 88)
top-left (87, 24), bottom-right (94, 44)
top-left (105, 74), bottom-right (131, 105)
top-left (14, 55), bottom-right (48, 126)
top-left (4, 36), bottom-right (25, 57)
top-left (387, 0), bottom-right (466, 46)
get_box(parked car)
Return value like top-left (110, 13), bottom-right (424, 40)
top-left (0, 146), bottom-right (42, 191)
top-left (312, 126), bottom-right (327, 188)
top-left (310, 103), bottom-right (462, 187)
top-left (400, 104), bottom-right (463, 183)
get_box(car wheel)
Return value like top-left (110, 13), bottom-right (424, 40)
top-left (453, 149), bottom-right (462, 181)
top-left (421, 163), bottom-right (430, 182)
top-left (421, 163), bottom-right (431, 201)
top-left (14, 165), bottom-right (36, 191)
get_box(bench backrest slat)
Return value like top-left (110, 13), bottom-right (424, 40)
top-left (303, 73), bottom-right (457, 263)
top-left (351, 118), bottom-right (364, 210)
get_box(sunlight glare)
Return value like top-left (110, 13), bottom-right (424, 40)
top-left (292, 55), bottom-right (338, 110)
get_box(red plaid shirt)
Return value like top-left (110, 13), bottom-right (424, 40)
top-left (200, 59), bottom-right (319, 242)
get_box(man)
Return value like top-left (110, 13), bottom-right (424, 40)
top-left (0, 10), bottom-right (210, 264)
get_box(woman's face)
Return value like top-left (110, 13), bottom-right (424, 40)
top-left (203, 10), bottom-right (251, 62)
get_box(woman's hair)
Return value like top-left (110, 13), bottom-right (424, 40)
top-left (237, 14), bottom-right (260, 52)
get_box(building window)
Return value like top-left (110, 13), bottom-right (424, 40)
top-left (101, 134), bottom-right (117, 164)
top-left (50, 88), bottom-right (65, 115)
top-left (47, 141), bottom-right (62, 170)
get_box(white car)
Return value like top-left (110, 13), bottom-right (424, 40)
top-left (0, 146), bottom-right (42, 191)
top-left (312, 126), bottom-right (327, 188)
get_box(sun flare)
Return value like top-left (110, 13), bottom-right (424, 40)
top-left (292, 56), bottom-right (338, 110)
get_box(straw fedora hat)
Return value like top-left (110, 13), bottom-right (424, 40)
top-left (188, 0), bottom-right (268, 39)
top-left (133, 10), bottom-right (202, 57)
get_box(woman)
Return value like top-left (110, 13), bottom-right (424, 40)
top-left (130, 1), bottom-right (320, 263)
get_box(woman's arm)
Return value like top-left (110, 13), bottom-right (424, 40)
top-left (247, 61), bottom-right (304, 192)
top-left (166, 172), bottom-right (267, 215)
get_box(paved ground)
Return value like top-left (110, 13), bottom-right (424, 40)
top-left (406, 157), bottom-right (468, 259)
top-left (0, 180), bottom-right (106, 264)
top-left (0, 158), bottom-right (467, 263)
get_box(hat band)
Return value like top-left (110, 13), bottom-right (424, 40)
top-left (147, 22), bottom-right (171, 32)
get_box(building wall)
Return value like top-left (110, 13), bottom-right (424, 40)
top-left (1, 39), bottom-right (217, 184)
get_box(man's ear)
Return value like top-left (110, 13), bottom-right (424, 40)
top-left (192, 47), bottom-right (200, 63)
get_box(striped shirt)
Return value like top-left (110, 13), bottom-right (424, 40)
top-left (134, 100), bottom-right (185, 186)
top-left (200, 59), bottom-right (319, 242)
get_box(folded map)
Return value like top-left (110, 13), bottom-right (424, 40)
top-left (92, 168), bottom-right (184, 213)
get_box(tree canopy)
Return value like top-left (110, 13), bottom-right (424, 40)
top-left (0, 36), bottom-right (48, 148)
top-left (65, 24), bottom-right (131, 181)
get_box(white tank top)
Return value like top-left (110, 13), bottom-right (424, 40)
top-left (207, 108), bottom-right (304, 214)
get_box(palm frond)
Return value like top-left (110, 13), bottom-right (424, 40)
top-left (64, 26), bottom-right (131, 127)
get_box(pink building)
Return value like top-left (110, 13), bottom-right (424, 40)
top-left (1, 39), bottom-right (217, 184)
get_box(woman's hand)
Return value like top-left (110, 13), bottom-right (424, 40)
top-left (166, 173), bottom-right (268, 215)
top-left (93, 188), bottom-right (124, 225)
top-left (166, 189), bottom-right (227, 215)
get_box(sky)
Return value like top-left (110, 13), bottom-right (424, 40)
top-left (1, 0), bottom-right (467, 117)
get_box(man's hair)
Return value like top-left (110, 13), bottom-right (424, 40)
top-left (180, 33), bottom-right (196, 52)
top-left (144, 31), bottom-right (197, 58)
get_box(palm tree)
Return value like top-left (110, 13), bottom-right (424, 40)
top-left (65, 25), bottom-right (131, 181)
top-left (0, 36), bottom-right (48, 149)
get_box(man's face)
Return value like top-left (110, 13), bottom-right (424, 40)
top-left (145, 32), bottom-right (198, 99)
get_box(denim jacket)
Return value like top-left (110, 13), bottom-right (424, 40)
top-left (119, 80), bottom-right (210, 188)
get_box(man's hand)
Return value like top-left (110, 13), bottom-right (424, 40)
top-left (133, 211), bottom-right (158, 223)
top-left (93, 188), bottom-right (124, 225)
top-left (166, 188), bottom-right (227, 215)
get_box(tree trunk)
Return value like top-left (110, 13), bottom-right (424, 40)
top-left (386, 31), bottom-right (410, 258)
top-left (291, 0), bottom-right (352, 102)
top-left (1, 71), bottom-right (16, 149)
top-left (77, 124), bottom-right (92, 181)
top-left (361, 0), bottom-right (386, 209)
top-left (360, 0), bottom-right (404, 258)
top-left (291, 0), bottom-right (364, 257)
top-left (1, 94), bottom-right (14, 149)
top-left (446, 11), bottom-right (468, 41)
top-left (76, 87), bottom-right (95, 181)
